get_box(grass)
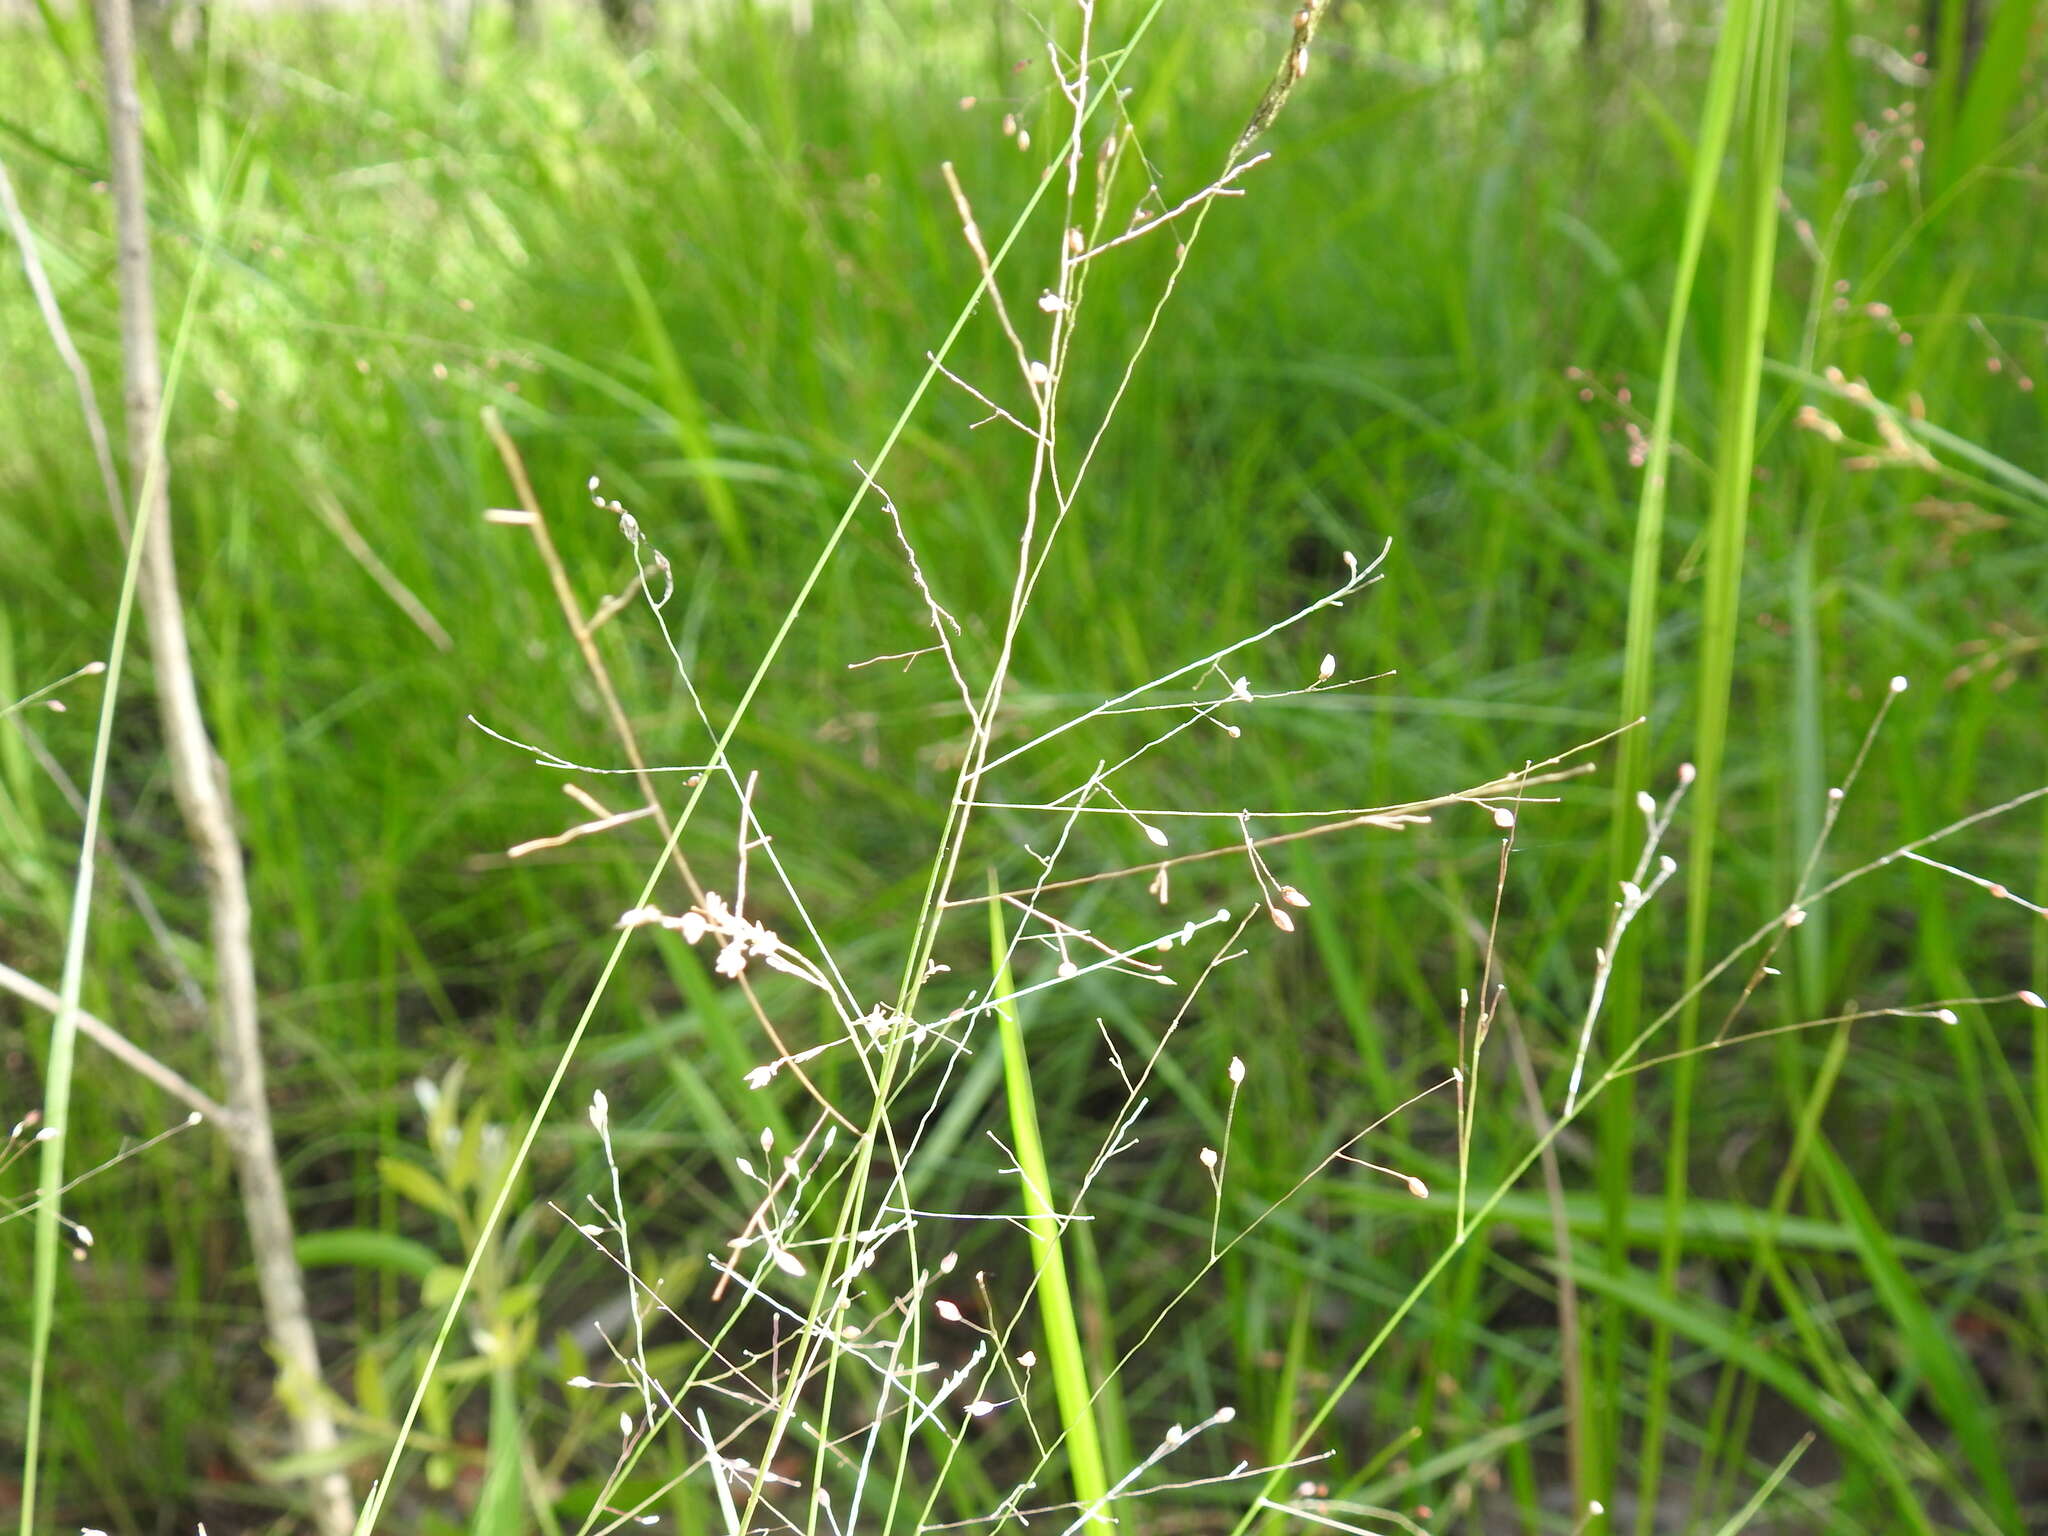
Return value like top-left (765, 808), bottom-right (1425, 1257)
top-left (2, 1), bottom-right (2046, 1533)
top-left (990, 887), bottom-right (1115, 1533)
top-left (1636, 0), bottom-right (1794, 1525)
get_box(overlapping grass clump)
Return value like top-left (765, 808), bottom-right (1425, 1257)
top-left (2, 2), bottom-right (2045, 1531)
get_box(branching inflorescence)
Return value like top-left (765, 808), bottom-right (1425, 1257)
top-left (388, 10), bottom-right (2048, 1536)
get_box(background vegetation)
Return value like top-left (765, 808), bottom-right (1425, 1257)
top-left (2, 1), bottom-right (2044, 1532)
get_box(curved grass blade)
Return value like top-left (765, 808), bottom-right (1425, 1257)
top-left (988, 887), bottom-right (1113, 1531)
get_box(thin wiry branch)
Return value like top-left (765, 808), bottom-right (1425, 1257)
top-left (0, 961), bottom-right (235, 1128)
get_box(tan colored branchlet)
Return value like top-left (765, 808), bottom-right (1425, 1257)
top-left (85, 0), bottom-right (355, 1529)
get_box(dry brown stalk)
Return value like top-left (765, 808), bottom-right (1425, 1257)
top-left (0, 960), bottom-right (235, 1128)
top-left (87, 0), bottom-right (354, 1528)
top-left (478, 410), bottom-right (858, 1152)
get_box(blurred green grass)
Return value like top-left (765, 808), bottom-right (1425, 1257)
top-left (2, 1), bottom-right (2044, 1530)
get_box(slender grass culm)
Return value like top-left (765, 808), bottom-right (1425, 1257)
top-left (988, 888), bottom-right (1112, 1531)
top-left (1638, 0), bottom-right (1795, 1529)
top-left (1594, 0), bottom-right (1757, 1513)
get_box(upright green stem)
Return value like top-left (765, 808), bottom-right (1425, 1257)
top-left (18, 440), bottom-right (154, 1536)
top-left (1599, 2), bottom-right (1758, 1522)
top-left (1639, 2), bottom-right (1793, 1527)
top-left (989, 892), bottom-right (1112, 1529)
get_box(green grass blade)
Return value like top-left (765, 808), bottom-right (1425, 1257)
top-left (10, 114), bottom-right (220, 1534)
top-left (988, 887), bottom-right (1112, 1532)
top-left (1686, 1024), bottom-right (1852, 1529)
top-left (1948, 0), bottom-right (2042, 187)
top-left (1610, 0), bottom-right (1758, 795)
top-left (17, 438), bottom-right (154, 1536)
top-left (611, 240), bottom-right (750, 573)
top-left (471, 1359), bottom-right (529, 1536)
top-left (1705, 1434), bottom-right (1810, 1536)
top-left (1601, 0), bottom-right (1764, 1520)
top-left (1257, 1290), bottom-right (1312, 1536)
top-left (1818, 0), bottom-right (1855, 212)
top-left (1808, 1137), bottom-right (2021, 1530)
top-left (1927, 0), bottom-right (1970, 158)
top-left (1563, 1258), bottom-right (1933, 1528)
top-left (1639, 0), bottom-right (1795, 1527)
top-left (1066, 1221), bottom-right (1134, 1504)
